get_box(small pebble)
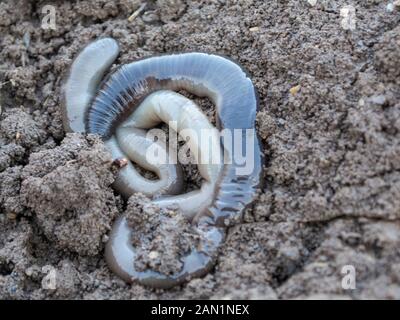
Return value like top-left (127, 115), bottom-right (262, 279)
top-left (7, 213), bottom-right (17, 220)
top-left (279, 247), bottom-right (300, 260)
top-left (142, 11), bottom-right (159, 23)
top-left (148, 251), bottom-right (159, 259)
top-left (128, 3), bottom-right (146, 22)
top-left (289, 85), bottom-right (301, 96)
top-left (23, 32), bottom-right (31, 48)
top-left (25, 268), bottom-right (33, 277)
top-left (113, 157), bottom-right (128, 168)
top-left (277, 118), bottom-right (286, 126)
top-left (369, 95), bottom-right (386, 105)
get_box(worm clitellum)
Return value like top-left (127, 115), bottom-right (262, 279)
top-left (63, 38), bottom-right (263, 288)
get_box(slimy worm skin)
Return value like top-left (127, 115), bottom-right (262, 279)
top-left (63, 38), bottom-right (263, 288)
top-left (62, 38), bottom-right (120, 133)
top-left (118, 90), bottom-right (223, 219)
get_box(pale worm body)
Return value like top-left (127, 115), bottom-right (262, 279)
top-left (63, 38), bottom-right (263, 288)
top-left (118, 90), bottom-right (223, 219)
top-left (63, 38), bottom-right (119, 133)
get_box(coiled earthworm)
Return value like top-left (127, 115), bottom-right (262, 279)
top-left (62, 38), bottom-right (263, 288)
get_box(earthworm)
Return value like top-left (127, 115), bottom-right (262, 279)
top-left (63, 38), bottom-right (263, 288)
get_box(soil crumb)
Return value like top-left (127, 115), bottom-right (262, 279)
top-left (126, 193), bottom-right (198, 276)
top-left (21, 134), bottom-right (118, 256)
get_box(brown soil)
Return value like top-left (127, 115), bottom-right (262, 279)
top-left (0, 0), bottom-right (400, 299)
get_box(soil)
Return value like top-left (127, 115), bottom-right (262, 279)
top-left (0, 0), bottom-right (400, 299)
